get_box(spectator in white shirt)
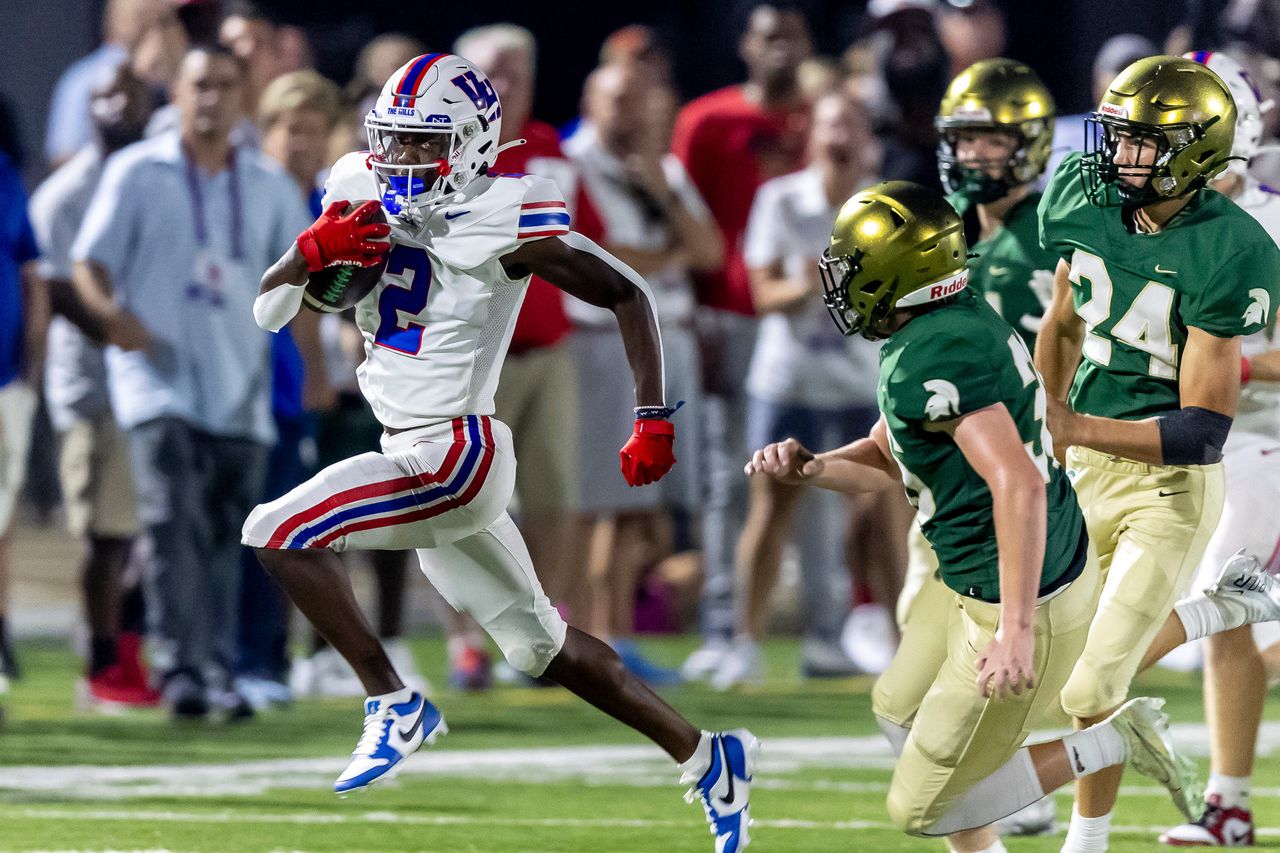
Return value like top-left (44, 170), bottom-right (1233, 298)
top-left (714, 90), bottom-right (909, 689)
top-left (563, 63), bottom-right (722, 683)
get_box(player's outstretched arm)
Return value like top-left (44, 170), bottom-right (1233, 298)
top-left (502, 233), bottom-right (665, 408)
top-left (942, 403), bottom-right (1045, 699)
top-left (745, 418), bottom-right (900, 493)
top-left (1052, 327), bottom-right (1237, 466)
top-left (1032, 258), bottom-right (1083, 399)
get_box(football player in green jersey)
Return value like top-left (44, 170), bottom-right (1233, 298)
top-left (748, 181), bottom-right (1219, 848)
top-left (1035, 56), bottom-right (1280, 852)
top-left (875, 57), bottom-right (1068, 840)
top-left (939, 58), bottom-right (1060, 348)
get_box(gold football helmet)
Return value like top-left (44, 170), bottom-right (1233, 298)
top-left (1082, 55), bottom-right (1237, 205)
top-left (820, 181), bottom-right (968, 341)
top-left (936, 58), bottom-right (1056, 204)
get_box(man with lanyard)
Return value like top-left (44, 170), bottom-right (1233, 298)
top-left (71, 44), bottom-right (311, 720)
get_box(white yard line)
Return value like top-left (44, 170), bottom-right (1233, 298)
top-left (9, 807), bottom-right (1280, 839)
top-left (1, 724), bottom-right (1277, 801)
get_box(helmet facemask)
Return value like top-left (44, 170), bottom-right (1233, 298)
top-left (1081, 113), bottom-right (1228, 206)
top-left (365, 115), bottom-right (491, 226)
top-left (820, 247), bottom-right (897, 341)
top-left (936, 124), bottom-right (1032, 204)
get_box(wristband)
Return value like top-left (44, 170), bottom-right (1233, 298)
top-left (635, 400), bottom-right (685, 420)
top-left (1242, 356), bottom-right (1253, 385)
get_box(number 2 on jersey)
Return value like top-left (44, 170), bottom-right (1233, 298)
top-left (375, 245), bottom-right (432, 355)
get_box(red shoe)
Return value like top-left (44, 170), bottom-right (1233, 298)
top-left (83, 664), bottom-right (162, 708)
top-left (116, 632), bottom-right (152, 689)
top-left (1161, 795), bottom-right (1255, 846)
top-left (449, 646), bottom-right (492, 692)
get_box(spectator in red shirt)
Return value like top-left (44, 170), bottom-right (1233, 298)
top-left (672, 2), bottom-right (813, 682)
top-left (452, 24), bottom-right (604, 687)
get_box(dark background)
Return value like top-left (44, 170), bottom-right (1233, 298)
top-left (3, 0), bottom-right (1214, 180)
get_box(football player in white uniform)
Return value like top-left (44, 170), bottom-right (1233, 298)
top-left (243, 54), bottom-right (757, 851)
top-left (1159, 50), bottom-right (1280, 848)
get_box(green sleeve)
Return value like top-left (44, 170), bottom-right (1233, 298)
top-left (1037, 152), bottom-right (1086, 260)
top-left (887, 333), bottom-right (1018, 422)
top-left (1182, 239), bottom-right (1280, 337)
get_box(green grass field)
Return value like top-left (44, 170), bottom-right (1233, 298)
top-left (0, 636), bottom-right (1276, 852)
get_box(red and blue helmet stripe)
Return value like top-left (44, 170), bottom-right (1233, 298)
top-left (393, 53), bottom-right (447, 108)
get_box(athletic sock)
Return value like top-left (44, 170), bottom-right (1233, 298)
top-left (677, 730), bottom-right (713, 783)
top-left (1207, 772), bottom-right (1250, 811)
top-left (951, 841), bottom-right (1008, 853)
top-left (1174, 595), bottom-right (1233, 642)
top-left (1061, 805), bottom-right (1113, 853)
top-left (1061, 722), bottom-right (1127, 778)
top-left (369, 686), bottom-right (414, 707)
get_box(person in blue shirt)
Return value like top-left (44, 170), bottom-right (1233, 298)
top-left (0, 150), bottom-right (46, 691)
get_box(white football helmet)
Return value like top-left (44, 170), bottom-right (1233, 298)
top-left (365, 53), bottom-right (508, 224)
top-left (1185, 50), bottom-right (1274, 175)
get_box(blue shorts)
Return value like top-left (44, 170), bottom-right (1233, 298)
top-left (747, 397), bottom-right (880, 455)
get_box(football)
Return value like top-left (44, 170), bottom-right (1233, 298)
top-left (301, 203), bottom-right (390, 313)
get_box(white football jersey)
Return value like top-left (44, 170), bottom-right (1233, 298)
top-left (1233, 178), bottom-right (1280, 444)
top-left (322, 152), bottom-right (570, 429)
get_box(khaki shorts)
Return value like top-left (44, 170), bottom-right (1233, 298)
top-left (1059, 446), bottom-right (1224, 719)
top-left (0, 382), bottom-right (37, 532)
top-left (886, 548), bottom-right (1101, 835)
top-left (58, 414), bottom-right (140, 538)
top-left (493, 344), bottom-right (581, 514)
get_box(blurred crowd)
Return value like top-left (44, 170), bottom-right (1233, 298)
top-left (2, 0), bottom-right (1279, 721)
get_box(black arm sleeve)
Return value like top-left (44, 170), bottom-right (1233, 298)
top-left (1157, 406), bottom-right (1233, 466)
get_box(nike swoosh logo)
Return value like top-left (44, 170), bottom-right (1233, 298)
top-left (1155, 264), bottom-right (1177, 275)
top-left (1072, 747), bottom-right (1086, 775)
top-left (1262, 447), bottom-right (1280, 456)
top-left (1158, 489), bottom-right (1189, 497)
top-left (719, 739), bottom-right (736, 805)
top-left (397, 705), bottom-right (424, 741)
top-left (988, 266), bottom-right (1010, 276)
top-left (444, 210), bottom-right (469, 220)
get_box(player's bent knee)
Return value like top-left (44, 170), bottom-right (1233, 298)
top-left (482, 604), bottom-right (568, 677)
top-left (1060, 664), bottom-right (1120, 720)
top-left (885, 788), bottom-right (930, 836)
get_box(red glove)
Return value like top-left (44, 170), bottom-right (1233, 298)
top-left (296, 200), bottom-right (391, 272)
top-left (620, 418), bottom-right (676, 486)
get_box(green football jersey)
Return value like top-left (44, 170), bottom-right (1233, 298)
top-left (949, 192), bottom-right (1059, 351)
top-left (1039, 152), bottom-right (1280, 420)
top-left (878, 289), bottom-right (1085, 601)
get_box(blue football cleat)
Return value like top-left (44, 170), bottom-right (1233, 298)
top-left (683, 729), bottom-right (760, 852)
top-left (333, 692), bottom-right (446, 795)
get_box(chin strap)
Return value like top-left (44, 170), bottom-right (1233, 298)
top-left (493, 138), bottom-right (527, 159)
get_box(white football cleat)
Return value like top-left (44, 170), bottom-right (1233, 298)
top-left (710, 639), bottom-right (764, 692)
top-left (683, 729), bottom-right (760, 852)
top-left (681, 639), bottom-right (731, 682)
top-left (333, 692), bottom-right (446, 795)
top-left (1106, 697), bottom-right (1204, 822)
top-left (1203, 549), bottom-right (1280, 628)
